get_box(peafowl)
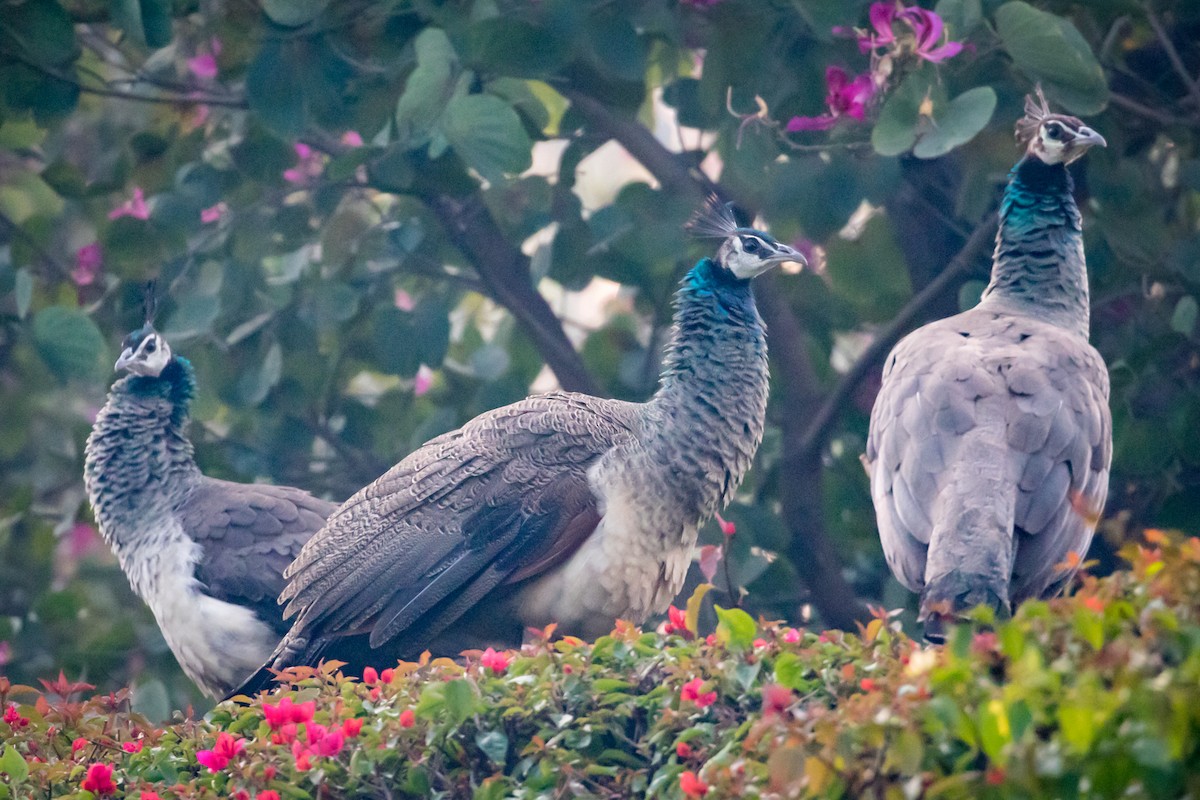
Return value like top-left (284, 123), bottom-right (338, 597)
top-left (865, 89), bottom-right (1112, 640)
top-left (231, 199), bottom-right (804, 696)
top-left (84, 321), bottom-right (339, 697)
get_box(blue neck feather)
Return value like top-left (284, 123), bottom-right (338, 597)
top-left (125, 357), bottom-right (196, 426)
top-left (980, 156), bottom-right (1091, 337)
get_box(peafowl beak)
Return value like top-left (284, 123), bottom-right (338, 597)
top-left (1075, 126), bottom-right (1106, 150)
top-left (114, 347), bottom-right (137, 372)
top-left (770, 242), bottom-right (807, 272)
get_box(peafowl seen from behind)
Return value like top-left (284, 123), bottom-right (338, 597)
top-left (865, 89), bottom-right (1112, 640)
top-left (84, 320), bottom-right (339, 697)
top-left (232, 199), bottom-right (804, 697)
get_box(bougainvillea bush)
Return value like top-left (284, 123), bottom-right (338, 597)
top-left (1, 532), bottom-right (1198, 799)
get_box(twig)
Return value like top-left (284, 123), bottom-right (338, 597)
top-left (1110, 92), bottom-right (1187, 126)
top-left (0, 210), bottom-right (72, 280)
top-left (792, 215), bottom-right (996, 464)
top-left (1142, 5), bottom-right (1200, 108)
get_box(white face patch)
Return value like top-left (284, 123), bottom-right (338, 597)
top-left (720, 234), bottom-right (803, 279)
top-left (116, 333), bottom-right (173, 376)
top-left (1031, 119), bottom-right (1105, 166)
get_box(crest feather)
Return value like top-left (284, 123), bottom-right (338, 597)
top-left (686, 195), bottom-right (740, 239)
top-left (1015, 84), bottom-right (1085, 147)
top-left (142, 280), bottom-right (158, 327)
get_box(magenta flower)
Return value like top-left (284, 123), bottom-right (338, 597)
top-left (108, 187), bottom-right (150, 221)
top-left (72, 242), bottom-right (103, 286)
top-left (680, 677), bottom-right (717, 708)
top-left (283, 142), bottom-right (325, 184)
top-left (340, 130), bottom-right (364, 147)
top-left (187, 37), bottom-right (221, 80)
top-left (786, 66), bottom-right (875, 132)
top-left (195, 732), bottom-right (244, 772)
top-left (480, 647), bottom-right (512, 674)
top-left (857, 2), bottom-right (962, 63)
top-left (414, 364), bottom-right (434, 396)
top-left (200, 202), bottom-right (227, 224)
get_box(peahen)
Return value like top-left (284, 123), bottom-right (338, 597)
top-left (865, 89), bottom-right (1112, 640)
top-left (231, 199), bottom-right (803, 696)
top-left (84, 321), bottom-right (339, 697)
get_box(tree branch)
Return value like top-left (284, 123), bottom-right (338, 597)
top-left (1142, 4), bottom-right (1200, 109)
top-left (423, 192), bottom-right (598, 395)
top-left (793, 215), bottom-right (997, 465)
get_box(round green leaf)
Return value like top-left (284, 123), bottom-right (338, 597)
top-left (110, 0), bottom-right (174, 49)
top-left (871, 74), bottom-right (927, 157)
top-left (246, 38), bottom-right (307, 138)
top-left (0, 0), bottom-right (77, 66)
top-left (995, 2), bottom-right (1108, 115)
top-left (442, 93), bottom-right (533, 184)
top-left (31, 305), bottom-right (107, 381)
top-left (261, 0), bottom-right (330, 27)
top-left (913, 86), bottom-right (996, 159)
top-left (395, 28), bottom-right (459, 147)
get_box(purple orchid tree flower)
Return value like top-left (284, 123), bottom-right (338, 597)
top-left (856, 2), bottom-right (963, 63)
top-left (786, 66), bottom-right (876, 132)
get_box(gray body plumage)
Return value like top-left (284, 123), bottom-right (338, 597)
top-left (238, 241), bottom-right (790, 695)
top-left (867, 153), bottom-right (1111, 625)
top-left (84, 356), bottom-right (337, 697)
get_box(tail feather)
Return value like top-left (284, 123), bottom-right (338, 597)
top-left (921, 419), bottom-right (1018, 638)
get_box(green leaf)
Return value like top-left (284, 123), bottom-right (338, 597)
top-left (109, 0), bottom-right (174, 49)
top-left (1170, 296), bottom-right (1197, 337)
top-left (246, 38), bottom-right (307, 137)
top-left (0, 0), bottom-right (77, 65)
top-left (395, 28), bottom-right (459, 147)
top-left (774, 652), bottom-right (816, 692)
top-left (261, 0), bottom-right (330, 27)
top-left (237, 341), bottom-right (283, 406)
top-left (475, 729), bottom-right (509, 765)
top-left (0, 745), bottom-right (28, 784)
top-left (913, 86), bottom-right (996, 159)
top-left (32, 305), bottom-right (106, 381)
top-left (14, 268), bottom-right (32, 320)
top-left (442, 93), bottom-right (532, 184)
top-left (466, 18), bottom-right (570, 78)
top-left (824, 215), bottom-right (912, 321)
top-left (994, 2), bottom-right (1108, 114)
top-left (872, 74), bottom-right (928, 157)
top-left (714, 604), bottom-right (757, 651)
top-left (443, 678), bottom-right (478, 726)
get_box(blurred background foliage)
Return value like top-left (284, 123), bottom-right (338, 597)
top-left (0, 0), bottom-right (1197, 714)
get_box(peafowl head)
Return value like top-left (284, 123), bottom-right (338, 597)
top-left (115, 323), bottom-right (172, 377)
top-left (688, 196), bottom-right (806, 280)
top-left (1015, 86), bottom-right (1105, 166)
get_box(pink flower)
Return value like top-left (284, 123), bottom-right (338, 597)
top-left (414, 364), bottom-right (434, 396)
top-left (0, 640), bottom-right (10, 667)
top-left (187, 37), bottom-right (221, 80)
top-left (661, 604), bottom-right (692, 638)
top-left (680, 678), bottom-right (717, 708)
top-left (761, 684), bottom-right (793, 719)
top-left (81, 763), bottom-right (116, 795)
top-left (362, 666), bottom-right (379, 685)
top-left (258, 792), bottom-right (281, 800)
top-left (714, 512), bottom-right (736, 537)
top-left (786, 66), bottom-right (875, 132)
top-left (141, 792), bottom-right (161, 800)
top-left (676, 741), bottom-right (693, 759)
top-left (72, 242), bottom-right (103, 286)
top-left (680, 770), bottom-right (709, 797)
top-left (753, 638), bottom-right (768, 649)
top-left (108, 187), bottom-right (150, 221)
top-left (72, 737), bottom-right (88, 754)
top-left (698, 544), bottom-right (723, 583)
top-left (195, 732), bottom-right (244, 772)
top-left (480, 647), bottom-right (511, 674)
top-left (782, 628), bottom-right (801, 643)
top-left (380, 668), bottom-right (395, 684)
top-left (340, 131), bottom-right (364, 147)
top-left (200, 202), bottom-right (227, 224)
top-left (283, 142), bottom-right (324, 184)
top-left (860, 678), bottom-right (879, 691)
top-left (263, 696), bottom-right (315, 729)
top-left (342, 717), bottom-right (363, 737)
top-left (122, 740), bottom-right (143, 753)
top-left (399, 709), bottom-right (416, 728)
top-left (394, 288), bottom-right (416, 311)
top-left (858, 3), bottom-right (962, 62)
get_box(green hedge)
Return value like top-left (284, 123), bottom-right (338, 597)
top-left (1, 533), bottom-right (1198, 799)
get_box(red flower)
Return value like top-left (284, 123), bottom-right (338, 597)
top-left (81, 763), bottom-right (116, 795)
top-left (714, 512), bottom-right (736, 537)
top-left (72, 243), bottom-right (103, 287)
top-left (270, 722), bottom-right (298, 746)
top-left (662, 605), bottom-right (692, 638)
top-left (362, 667), bottom-right (379, 685)
top-left (680, 678), bottom-right (717, 708)
top-left (258, 792), bottom-right (282, 800)
top-left (72, 738), bottom-right (88, 754)
top-left (140, 792), bottom-right (161, 800)
top-left (985, 766), bottom-right (1006, 786)
top-left (680, 770), bottom-right (709, 797)
top-left (263, 765), bottom-right (277, 781)
top-left (480, 647), bottom-right (512, 674)
top-left (195, 732), bottom-right (244, 772)
top-left (122, 740), bottom-right (143, 753)
top-left (380, 668), bottom-right (395, 684)
top-left (782, 628), bottom-right (801, 643)
top-left (761, 683), bottom-right (794, 719)
top-left (676, 741), bottom-right (693, 759)
top-left (399, 709), bottom-right (416, 728)
top-left (3, 703), bottom-right (28, 727)
top-left (342, 717), bottom-right (364, 737)
top-left (39, 670), bottom-right (95, 697)
top-left (860, 678), bottom-right (879, 692)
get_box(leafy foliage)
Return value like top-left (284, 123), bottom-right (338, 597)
top-left (1, 533), bottom-right (1198, 798)
top-left (0, 0), bottom-right (1199, 715)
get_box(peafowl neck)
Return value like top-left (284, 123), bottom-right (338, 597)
top-left (647, 258), bottom-right (770, 519)
top-left (84, 357), bottom-right (201, 553)
top-left (980, 156), bottom-right (1090, 338)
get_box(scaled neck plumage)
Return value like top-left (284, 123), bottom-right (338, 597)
top-left (979, 156), bottom-right (1091, 338)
